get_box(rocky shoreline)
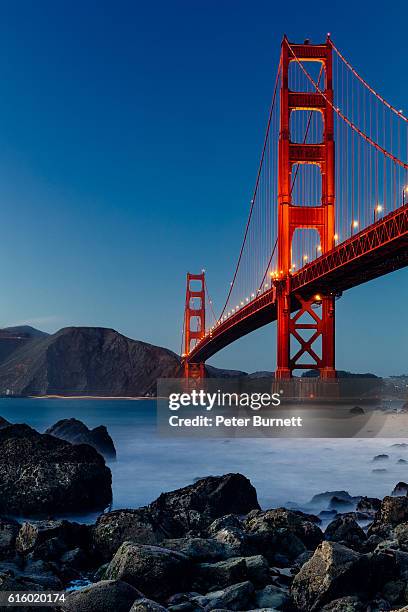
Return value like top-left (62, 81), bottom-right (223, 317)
top-left (1, 419), bottom-right (408, 610)
top-left (1, 472), bottom-right (408, 611)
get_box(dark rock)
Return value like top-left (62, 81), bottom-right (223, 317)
top-left (0, 416), bottom-right (11, 428)
top-left (0, 424), bottom-right (111, 515)
top-left (192, 580), bottom-right (254, 611)
top-left (372, 468), bottom-right (387, 473)
top-left (397, 458), bottom-right (408, 464)
top-left (308, 491), bottom-right (356, 508)
top-left (162, 537), bottom-right (229, 561)
top-left (46, 418), bottom-right (116, 459)
top-left (373, 454), bottom-right (389, 461)
top-left (60, 547), bottom-right (89, 570)
top-left (207, 514), bottom-right (244, 536)
top-left (105, 542), bottom-right (190, 600)
top-left (62, 579), bottom-right (143, 612)
top-left (320, 596), bottom-right (366, 611)
top-left (92, 508), bottom-right (167, 561)
top-left (382, 579), bottom-right (405, 604)
top-left (392, 482), bottom-right (408, 496)
top-left (374, 496), bottom-right (408, 526)
top-left (193, 557), bottom-right (247, 591)
top-left (255, 584), bottom-right (290, 610)
top-left (320, 510), bottom-right (338, 519)
top-left (325, 516), bottom-right (367, 550)
top-left (148, 473), bottom-right (260, 537)
top-left (356, 497), bottom-right (381, 514)
top-left (291, 541), bottom-right (362, 611)
top-left (244, 555), bottom-right (270, 587)
top-left (329, 496), bottom-right (355, 511)
top-left (0, 517), bottom-right (20, 558)
top-left (16, 520), bottom-right (90, 559)
top-left (212, 526), bottom-right (255, 557)
top-left (349, 406), bottom-right (365, 415)
top-left (391, 443), bottom-right (408, 448)
top-left (130, 599), bottom-right (168, 612)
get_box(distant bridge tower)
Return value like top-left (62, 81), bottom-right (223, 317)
top-left (183, 272), bottom-right (206, 379)
top-left (276, 37), bottom-right (336, 379)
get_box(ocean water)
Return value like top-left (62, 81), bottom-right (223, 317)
top-left (0, 398), bottom-right (407, 522)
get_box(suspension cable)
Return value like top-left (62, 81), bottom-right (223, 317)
top-left (285, 40), bottom-right (408, 170)
top-left (218, 57), bottom-right (282, 320)
top-left (330, 39), bottom-right (407, 123)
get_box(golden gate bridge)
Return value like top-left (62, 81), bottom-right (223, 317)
top-left (182, 36), bottom-right (408, 380)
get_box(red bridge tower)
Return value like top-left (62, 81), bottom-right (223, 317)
top-left (183, 272), bottom-right (206, 379)
top-left (275, 37), bottom-right (336, 379)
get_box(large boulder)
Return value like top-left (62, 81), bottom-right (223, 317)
top-left (46, 418), bottom-right (116, 459)
top-left (325, 516), bottom-right (367, 550)
top-left (0, 424), bottom-right (111, 515)
top-left (147, 474), bottom-right (260, 537)
top-left (0, 517), bottom-right (20, 559)
top-left (162, 537), bottom-right (229, 561)
top-left (130, 599), bottom-right (167, 612)
top-left (291, 541), bottom-right (362, 611)
top-left (105, 542), bottom-right (190, 600)
top-left (92, 509), bottom-right (167, 561)
top-left (192, 580), bottom-right (255, 611)
top-left (373, 496), bottom-right (408, 527)
top-left (244, 508), bottom-right (323, 563)
top-left (62, 579), bottom-right (143, 612)
top-left (16, 520), bottom-right (90, 558)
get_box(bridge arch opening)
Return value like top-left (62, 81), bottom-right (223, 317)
top-left (289, 59), bottom-right (325, 93)
top-left (290, 110), bottom-right (324, 144)
top-left (290, 163), bottom-right (323, 208)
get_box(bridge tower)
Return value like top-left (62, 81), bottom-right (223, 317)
top-left (183, 272), bottom-right (206, 379)
top-left (276, 37), bottom-right (336, 379)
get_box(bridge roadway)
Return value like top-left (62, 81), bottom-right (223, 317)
top-left (188, 202), bottom-right (408, 364)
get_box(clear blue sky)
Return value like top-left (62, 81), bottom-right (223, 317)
top-left (0, 0), bottom-right (406, 376)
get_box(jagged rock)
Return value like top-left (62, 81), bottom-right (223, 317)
top-left (193, 557), bottom-right (247, 590)
top-left (325, 516), bottom-right (366, 550)
top-left (308, 491), bottom-right (356, 508)
top-left (320, 596), bottom-right (366, 611)
top-left (148, 473), bottom-right (260, 537)
top-left (244, 555), bottom-right (270, 587)
top-left (392, 482), bottom-right (408, 496)
top-left (92, 508), bottom-right (167, 561)
top-left (105, 542), bottom-right (190, 599)
top-left (192, 580), bottom-right (254, 611)
top-left (329, 497), bottom-right (355, 511)
top-left (62, 579), bottom-right (143, 612)
top-left (212, 526), bottom-right (255, 557)
top-left (356, 497), bottom-right (381, 514)
top-left (398, 459), bottom-right (408, 464)
top-left (382, 579), bottom-right (405, 604)
top-left (0, 424), bottom-right (111, 515)
top-left (374, 496), bottom-right (408, 526)
top-left (130, 599), bottom-right (168, 612)
top-left (162, 537), bottom-right (229, 561)
top-left (0, 517), bottom-right (20, 559)
top-left (16, 520), bottom-right (90, 560)
top-left (207, 514), bottom-right (244, 536)
top-left (244, 508), bottom-right (323, 563)
top-left (46, 418), bottom-right (116, 459)
top-left (349, 406), bottom-right (365, 415)
top-left (60, 547), bottom-right (89, 570)
top-left (291, 541), bottom-right (362, 610)
top-left (373, 454), bottom-right (389, 461)
top-left (254, 584), bottom-right (290, 609)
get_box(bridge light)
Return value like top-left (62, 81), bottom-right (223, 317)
top-left (246, 297), bottom-right (249, 302)
top-left (314, 294), bottom-right (321, 301)
top-left (317, 245), bottom-right (322, 252)
top-left (334, 233), bottom-right (339, 241)
top-left (240, 301), bottom-right (244, 306)
top-left (264, 283), bottom-right (269, 289)
top-left (353, 220), bottom-right (359, 228)
top-left (303, 255), bottom-right (308, 262)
